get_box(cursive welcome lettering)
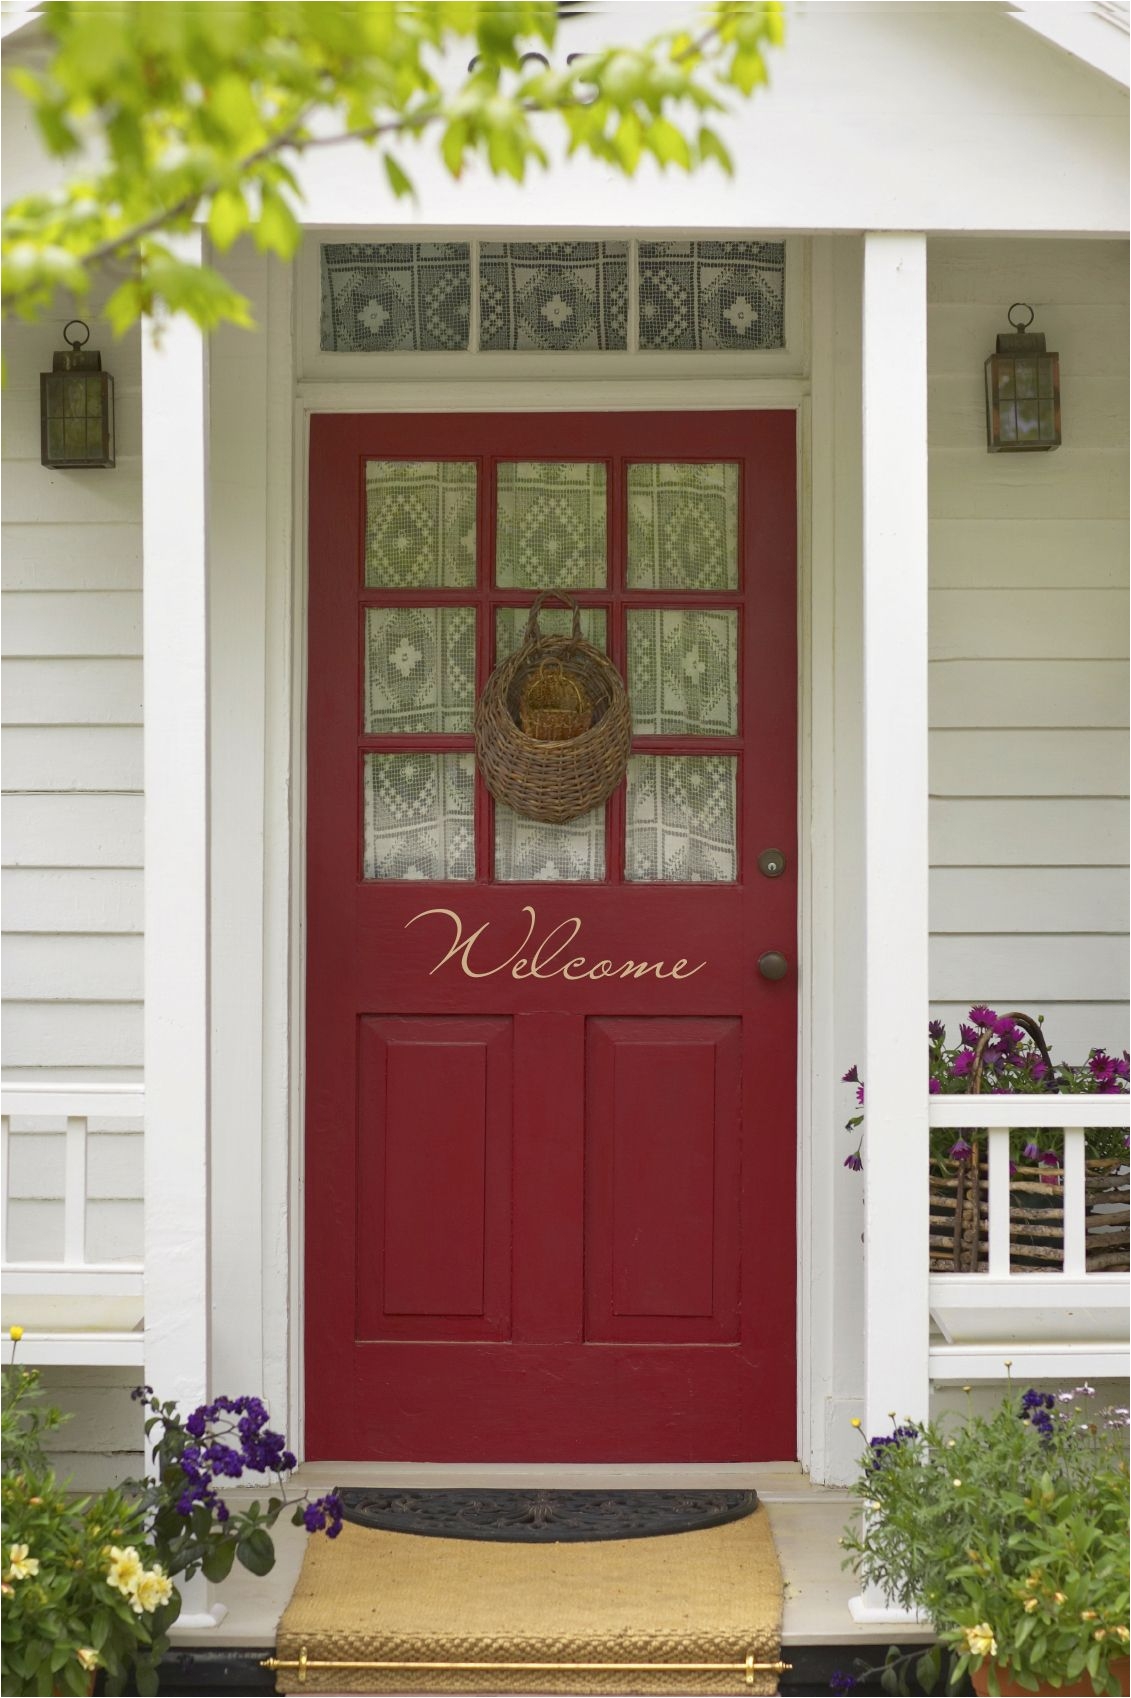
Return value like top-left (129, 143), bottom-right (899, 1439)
top-left (405, 905), bottom-right (705, 983)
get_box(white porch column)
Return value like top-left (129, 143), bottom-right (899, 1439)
top-left (142, 235), bottom-right (212, 1425)
top-left (860, 233), bottom-right (930, 1436)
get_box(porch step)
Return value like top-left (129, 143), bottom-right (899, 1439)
top-left (270, 1506), bottom-right (785, 1694)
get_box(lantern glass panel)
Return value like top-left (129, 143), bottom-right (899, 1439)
top-left (996, 363), bottom-right (1014, 400)
top-left (1014, 359), bottom-right (1038, 398)
top-left (1038, 358), bottom-right (1055, 397)
top-left (1016, 400), bottom-right (1040, 441)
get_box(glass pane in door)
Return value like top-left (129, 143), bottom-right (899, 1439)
top-left (496, 463), bottom-right (607, 588)
top-left (625, 755), bottom-right (737, 883)
top-left (363, 753), bottom-right (475, 881)
top-left (627, 463), bottom-right (738, 589)
top-left (627, 609), bottom-right (738, 736)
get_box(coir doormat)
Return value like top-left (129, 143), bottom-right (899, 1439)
top-left (336, 1487), bottom-right (759, 1543)
top-left (271, 1490), bottom-right (785, 1695)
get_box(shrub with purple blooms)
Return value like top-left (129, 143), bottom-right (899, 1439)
top-left (842, 1004), bottom-right (1129, 1172)
top-left (130, 1388), bottom-right (342, 1589)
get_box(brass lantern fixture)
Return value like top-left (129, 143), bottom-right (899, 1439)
top-left (40, 319), bottom-right (115, 469)
top-left (984, 302), bottom-right (1060, 453)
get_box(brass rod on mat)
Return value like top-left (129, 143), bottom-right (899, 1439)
top-left (262, 1647), bottom-right (791, 1687)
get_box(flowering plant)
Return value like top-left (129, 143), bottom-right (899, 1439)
top-left (130, 1386), bottom-right (342, 1586)
top-left (2, 1362), bottom-right (176, 1696)
top-left (842, 1004), bottom-right (1129, 1172)
top-left (2, 1333), bottom-right (343, 1695)
top-left (840, 1386), bottom-right (1130, 1696)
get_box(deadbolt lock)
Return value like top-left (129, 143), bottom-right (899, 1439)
top-left (757, 848), bottom-right (786, 879)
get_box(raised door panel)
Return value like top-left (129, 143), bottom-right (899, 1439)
top-left (355, 1016), bottom-right (512, 1340)
top-left (585, 1017), bottom-right (741, 1343)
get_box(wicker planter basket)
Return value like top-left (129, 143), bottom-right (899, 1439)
top-left (475, 590), bottom-right (632, 825)
top-left (928, 1012), bottom-right (1130, 1273)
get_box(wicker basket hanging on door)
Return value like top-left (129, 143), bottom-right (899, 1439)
top-left (929, 1011), bottom-right (1131, 1273)
top-left (475, 590), bottom-right (632, 825)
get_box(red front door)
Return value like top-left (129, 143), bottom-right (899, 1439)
top-left (306, 412), bottom-right (796, 1461)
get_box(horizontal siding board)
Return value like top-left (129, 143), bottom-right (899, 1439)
top-left (929, 519), bottom-right (1128, 589)
top-left (929, 1002), bottom-right (1129, 1062)
top-left (1, 460), bottom-right (143, 526)
top-left (4, 1199), bottom-right (64, 1262)
top-left (86, 1132), bottom-right (144, 1200)
top-left (86, 1199), bottom-right (144, 1262)
top-left (929, 448), bottom-right (1127, 521)
top-left (930, 590), bottom-right (1128, 660)
top-left (5, 1132), bottom-right (65, 1198)
top-left (1, 658), bottom-right (143, 725)
top-left (1, 524), bottom-right (142, 591)
top-left (2, 592), bottom-right (142, 658)
top-left (928, 240), bottom-right (1129, 306)
top-left (930, 798), bottom-right (1130, 866)
top-left (2, 935), bottom-right (144, 1000)
top-left (1, 869), bottom-right (143, 933)
top-left (930, 934), bottom-right (1130, 1004)
top-left (0, 1002), bottom-right (143, 1069)
top-left (2, 795), bottom-right (143, 868)
top-left (931, 866), bottom-right (1130, 936)
top-left (2, 727), bottom-right (143, 793)
top-left (929, 661), bottom-right (1129, 728)
top-left (928, 304), bottom-right (1129, 379)
top-left (930, 730), bottom-right (1130, 797)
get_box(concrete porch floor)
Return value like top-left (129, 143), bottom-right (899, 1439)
top-left (168, 1464), bottom-right (934, 1653)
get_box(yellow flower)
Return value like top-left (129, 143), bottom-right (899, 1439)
top-left (1095, 1629), bottom-right (1108, 1643)
top-left (5, 1544), bottom-right (40, 1581)
top-left (1023, 1597), bottom-right (1039, 1614)
top-left (1115, 1627), bottom-right (1130, 1643)
top-left (1081, 1610), bottom-right (1099, 1621)
top-left (106, 1545), bottom-right (144, 1596)
top-left (132, 1566), bottom-right (174, 1615)
top-left (76, 1650), bottom-right (99, 1672)
top-left (963, 1623), bottom-right (998, 1660)
top-left (952, 1479), bottom-right (963, 1488)
top-left (8, 1325), bottom-right (23, 1342)
top-left (1053, 1592), bottom-right (1066, 1606)
top-left (850, 1417), bottom-right (862, 1429)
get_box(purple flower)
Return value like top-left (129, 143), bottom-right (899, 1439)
top-left (949, 1138), bottom-right (973, 1161)
top-left (829, 1672), bottom-right (858, 1694)
top-left (842, 1065), bottom-right (859, 1084)
top-left (969, 1004), bottom-right (997, 1030)
top-left (993, 1015), bottom-right (1019, 1039)
top-left (1022, 1141), bottom-right (1040, 1161)
top-left (843, 1152), bottom-right (863, 1172)
top-left (185, 1408), bottom-right (208, 1438)
top-left (928, 1020), bottom-right (946, 1041)
top-left (303, 1494), bottom-right (344, 1539)
top-left (929, 1078), bottom-right (941, 1094)
top-left (1021, 1388), bottom-right (1056, 1437)
top-left (856, 1083), bottom-right (864, 1106)
top-left (1089, 1051), bottom-right (1117, 1085)
top-left (131, 1384), bottom-right (154, 1403)
top-left (951, 1051), bottom-right (975, 1078)
top-left (959, 1024), bottom-right (978, 1048)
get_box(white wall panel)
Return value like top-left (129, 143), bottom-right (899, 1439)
top-left (930, 730), bottom-right (1130, 797)
top-left (1, 870), bottom-right (143, 933)
top-left (1, 1003), bottom-right (143, 1072)
top-left (1, 591), bottom-right (142, 657)
top-left (1, 524), bottom-right (142, 590)
top-left (2, 728), bottom-right (143, 792)
top-left (2, 658), bottom-right (143, 725)
top-left (3, 935), bottom-right (144, 1001)
top-left (927, 237), bottom-right (1130, 1061)
top-left (2, 795), bottom-right (143, 867)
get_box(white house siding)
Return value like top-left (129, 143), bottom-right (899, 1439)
top-left (927, 238), bottom-right (1130, 1065)
top-left (1, 311), bottom-right (146, 1272)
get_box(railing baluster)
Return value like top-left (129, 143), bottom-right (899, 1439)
top-left (63, 1116), bottom-right (87, 1268)
top-left (987, 1126), bottom-right (1011, 1276)
top-left (1062, 1128), bottom-right (1086, 1277)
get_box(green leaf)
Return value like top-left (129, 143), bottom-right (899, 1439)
top-left (236, 1526), bottom-right (276, 1577)
top-left (201, 1537), bottom-right (237, 1582)
top-left (383, 153), bottom-right (414, 199)
top-left (645, 117), bottom-right (692, 170)
top-left (696, 125), bottom-right (732, 173)
top-left (255, 189), bottom-right (301, 260)
top-left (207, 187), bottom-right (249, 250)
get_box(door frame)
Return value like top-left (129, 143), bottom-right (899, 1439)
top-left (288, 381), bottom-right (811, 1466)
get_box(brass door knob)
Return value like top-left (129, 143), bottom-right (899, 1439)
top-left (757, 951), bottom-right (789, 981)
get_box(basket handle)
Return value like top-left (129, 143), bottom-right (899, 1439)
top-left (967, 1009), bottom-right (1058, 1096)
top-left (523, 589), bottom-right (583, 643)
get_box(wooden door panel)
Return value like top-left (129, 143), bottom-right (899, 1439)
top-left (355, 1016), bottom-right (512, 1342)
top-left (585, 1018), bottom-right (740, 1342)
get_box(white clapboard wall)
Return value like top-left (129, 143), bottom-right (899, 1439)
top-left (1, 308), bottom-right (145, 1283)
top-left (927, 237), bottom-right (1130, 1062)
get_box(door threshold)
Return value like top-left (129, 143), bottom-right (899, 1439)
top-left (288, 1460), bottom-right (819, 1499)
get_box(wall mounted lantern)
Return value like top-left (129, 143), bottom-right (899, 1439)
top-left (40, 319), bottom-right (116, 469)
top-left (984, 303), bottom-right (1060, 453)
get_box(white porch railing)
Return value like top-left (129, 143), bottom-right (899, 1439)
top-left (1, 1084), bottom-right (145, 1366)
top-left (928, 1095), bottom-right (1130, 1384)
